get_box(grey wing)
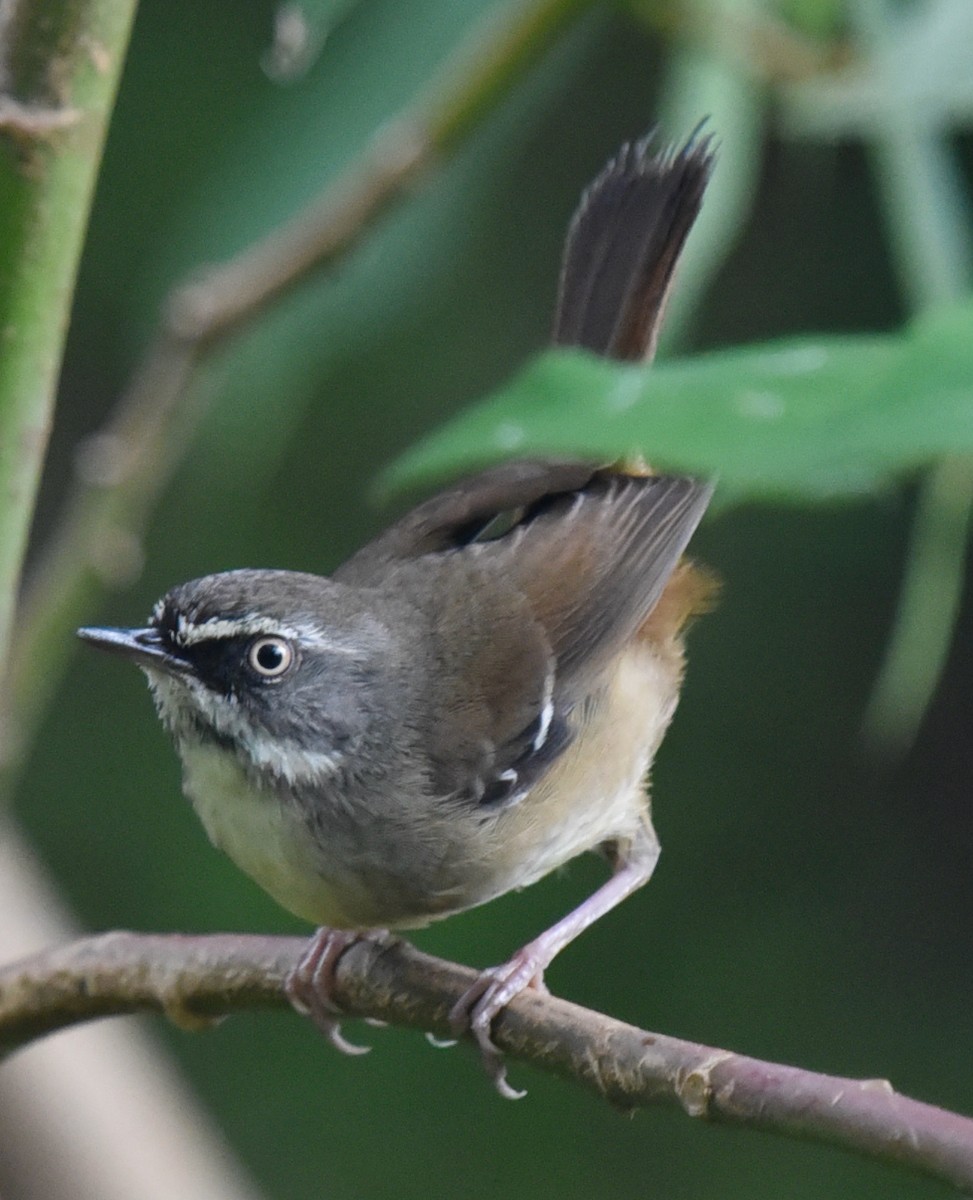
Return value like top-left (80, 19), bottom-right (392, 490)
top-left (379, 469), bottom-right (711, 808)
top-left (472, 470), bottom-right (712, 701)
top-left (391, 550), bottom-right (573, 808)
top-left (335, 459), bottom-right (599, 587)
top-left (336, 461), bottom-right (598, 804)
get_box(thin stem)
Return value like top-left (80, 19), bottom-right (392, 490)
top-left (167, 0), bottom-right (592, 347)
top-left (2, 0), bottom-right (595, 773)
top-left (0, 0), bottom-right (137, 675)
top-left (650, 0), bottom-right (765, 351)
top-left (863, 455), bottom-right (973, 747)
top-left (853, 0), bottom-right (973, 752)
top-left (2, 931), bottom-right (973, 1193)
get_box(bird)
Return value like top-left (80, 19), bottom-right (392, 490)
top-left (79, 132), bottom-right (716, 1098)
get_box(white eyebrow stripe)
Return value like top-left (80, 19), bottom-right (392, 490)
top-left (174, 615), bottom-right (301, 645)
top-left (171, 612), bottom-right (359, 653)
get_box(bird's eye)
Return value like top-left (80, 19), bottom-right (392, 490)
top-left (247, 636), bottom-right (294, 678)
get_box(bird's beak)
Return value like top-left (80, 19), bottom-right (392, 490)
top-left (77, 626), bottom-right (194, 676)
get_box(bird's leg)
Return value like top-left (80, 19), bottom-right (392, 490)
top-left (286, 926), bottom-right (390, 1056)
top-left (449, 815), bottom-right (661, 1098)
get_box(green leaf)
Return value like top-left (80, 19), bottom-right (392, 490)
top-left (773, 0), bottom-right (842, 39)
top-left (382, 298), bottom-right (973, 502)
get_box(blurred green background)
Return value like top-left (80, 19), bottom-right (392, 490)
top-left (9, 0), bottom-right (973, 1196)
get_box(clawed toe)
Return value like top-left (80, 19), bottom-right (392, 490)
top-left (288, 927), bottom-right (547, 1097)
top-left (286, 927), bottom-right (385, 1056)
top-left (449, 953), bottom-right (547, 1099)
top-left (324, 1019), bottom-right (372, 1057)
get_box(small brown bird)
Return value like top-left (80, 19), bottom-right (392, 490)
top-left (79, 133), bottom-right (715, 1097)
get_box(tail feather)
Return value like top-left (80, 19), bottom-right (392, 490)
top-left (552, 132), bottom-right (715, 363)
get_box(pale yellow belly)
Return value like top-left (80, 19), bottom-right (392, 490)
top-left (179, 740), bottom-right (362, 926)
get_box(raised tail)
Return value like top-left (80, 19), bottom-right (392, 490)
top-left (552, 132), bottom-right (714, 363)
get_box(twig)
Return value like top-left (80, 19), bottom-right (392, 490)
top-left (2, 931), bottom-right (972, 1193)
top-left (2, 0), bottom-right (593, 771)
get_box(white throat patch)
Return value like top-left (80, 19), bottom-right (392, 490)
top-left (144, 668), bottom-right (343, 787)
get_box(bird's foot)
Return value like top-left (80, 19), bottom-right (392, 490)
top-left (449, 946), bottom-right (550, 1100)
top-left (286, 926), bottom-right (389, 1056)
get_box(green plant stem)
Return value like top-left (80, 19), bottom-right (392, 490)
top-left (0, 0), bottom-right (137, 677)
top-left (865, 456), bottom-right (973, 748)
top-left (853, 0), bottom-right (973, 752)
top-left (650, 0), bottom-right (765, 351)
top-left (2, 0), bottom-right (596, 775)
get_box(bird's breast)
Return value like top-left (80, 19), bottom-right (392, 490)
top-left (177, 736), bottom-right (367, 926)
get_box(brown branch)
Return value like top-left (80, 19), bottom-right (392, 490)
top-left (2, 931), bottom-right (972, 1193)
